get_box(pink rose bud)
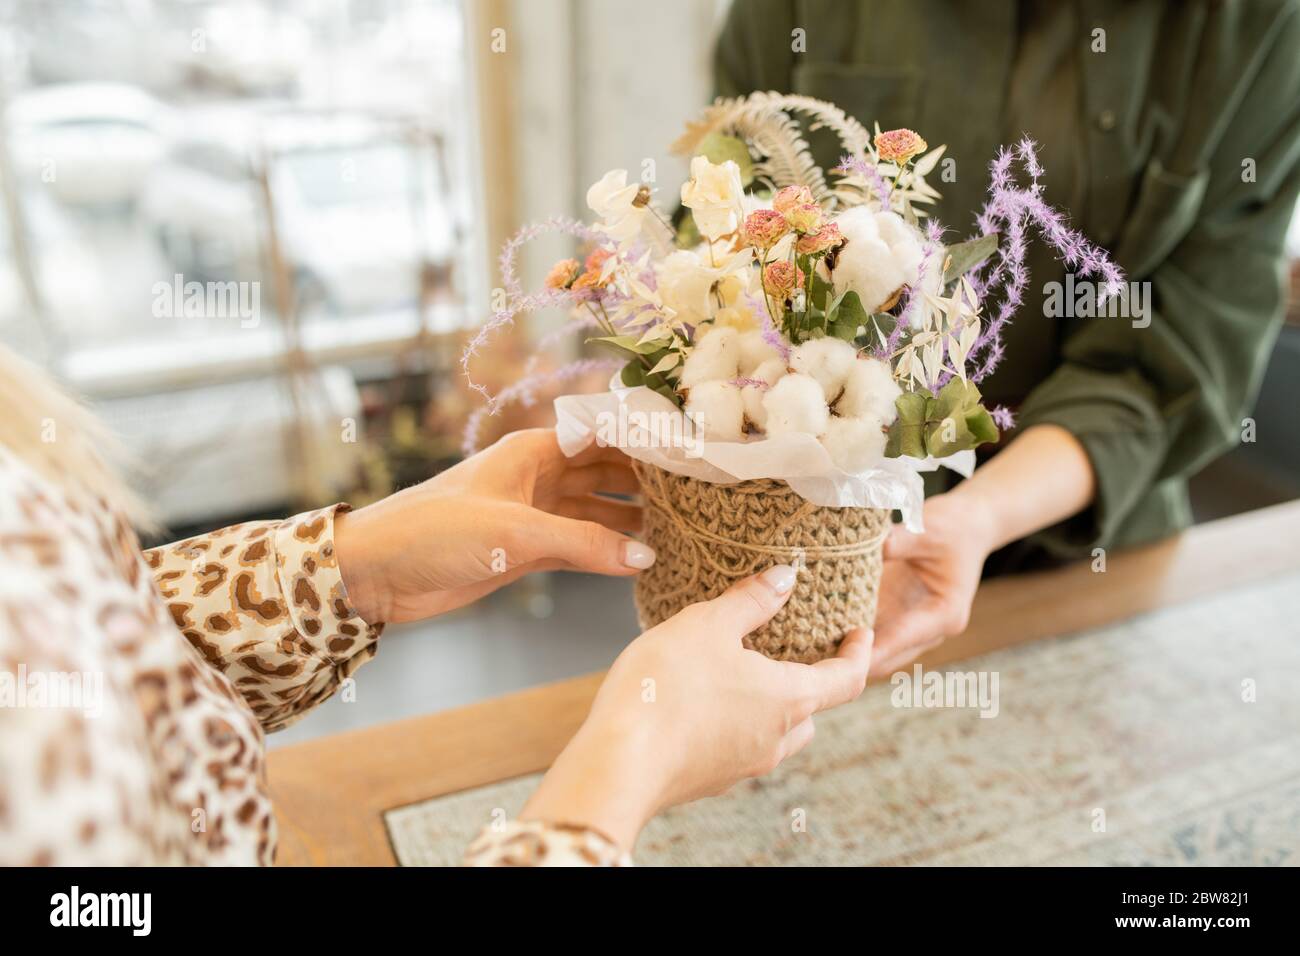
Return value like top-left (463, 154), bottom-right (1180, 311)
top-left (795, 221), bottom-right (843, 256)
top-left (743, 209), bottom-right (791, 250)
top-left (772, 184), bottom-right (815, 218)
top-left (583, 248), bottom-right (613, 276)
top-left (875, 128), bottom-right (928, 165)
top-left (763, 259), bottom-right (803, 300)
top-left (784, 201), bottom-right (825, 235)
top-left (544, 258), bottom-right (581, 289)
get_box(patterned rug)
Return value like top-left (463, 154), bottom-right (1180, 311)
top-left (385, 570), bottom-right (1300, 866)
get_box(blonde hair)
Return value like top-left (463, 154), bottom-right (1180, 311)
top-left (0, 343), bottom-right (153, 528)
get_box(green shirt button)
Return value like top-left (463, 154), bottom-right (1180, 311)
top-left (1096, 109), bottom-right (1117, 132)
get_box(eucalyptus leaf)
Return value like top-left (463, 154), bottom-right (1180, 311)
top-left (620, 360), bottom-right (646, 387)
top-left (698, 132), bottom-right (754, 186)
top-left (830, 321), bottom-right (860, 342)
top-left (932, 377), bottom-right (981, 419)
top-left (810, 272), bottom-right (834, 303)
top-left (885, 418), bottom-right (927, 459)
top-left (965, 404), bottom-right (999, 445)
top-left (942, 232), bottom-right (1000, 284)
top-left (884, 391), bottom-right (931, 459)
top-left (925, 413), bottom-right (974, 458)
top-left (832, 290), bottom-right (868, 327)
top-left (588, 334), bottom-right (668, 360)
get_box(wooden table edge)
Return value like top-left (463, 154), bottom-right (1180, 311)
top-left (268, 499), bottom-right (1300, 866)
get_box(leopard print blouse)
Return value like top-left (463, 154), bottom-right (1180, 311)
top-left (0, 447), bottom-right (626, 867)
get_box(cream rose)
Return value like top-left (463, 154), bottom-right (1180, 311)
top-left (680, 155), bottom-right (745, 241)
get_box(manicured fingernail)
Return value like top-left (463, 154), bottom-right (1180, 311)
top-left (622, 540), bottom-right (656, 569)
top-left (760, 564), bottom-right (797, 595)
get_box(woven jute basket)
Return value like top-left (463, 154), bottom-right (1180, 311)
top-left (633, 461), bottom-right (890, 663)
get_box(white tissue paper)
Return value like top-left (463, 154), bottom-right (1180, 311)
top-left (554, 381), bottom-right (975, 533)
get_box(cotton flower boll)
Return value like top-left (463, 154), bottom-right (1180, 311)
top-left (790, 336), bottom-right (858, 402)
top-left (741, 358), bottom-right (787, 429)
top-left (837, 357), bottom-right (903, 425)
top-left (831, 206), bottom-right (905, 312)
top-left (820, 415), bottom-right (887, 473)
top-left (680, 326), bottom-right (740, 388)
top-left (685, 381), bottom-right (746, 443)
top-left (736, 329), bottom-right (782, 375)
top-left (762, 373), bottom-right (830, 439)
top-left (751, 357), bottom-right (787, 387)
top-left (875, 212), bottom-right (924, 281)
top-left (834, 205), bottom-right (881, 243)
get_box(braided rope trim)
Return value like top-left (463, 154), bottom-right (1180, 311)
top-left (632, 461), bottom-right (889, 663)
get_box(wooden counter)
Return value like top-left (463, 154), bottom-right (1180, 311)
top-left (268, 500), bottom-right (1300, 866)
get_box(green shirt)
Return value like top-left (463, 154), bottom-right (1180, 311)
top-left (715, 0), bottom-right (1300, 567)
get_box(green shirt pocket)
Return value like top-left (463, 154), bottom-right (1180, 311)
top-left (1114, 158), bottom-right (1209, 276)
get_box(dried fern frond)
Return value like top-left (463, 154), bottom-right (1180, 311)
top-left (777, 93), bottom-right (873, 156)
top-left (672, 92), bottom-right (873, 207)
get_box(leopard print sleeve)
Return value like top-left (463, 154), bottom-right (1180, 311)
top-left (143, 505), bottom-right (384, 733)
top-left (462, 820), bottom-right (632, 867)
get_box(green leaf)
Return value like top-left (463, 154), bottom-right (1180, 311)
top-left (895, 390), bottom-right (930, 424)
top-left (884, 390), bottom-right (931, 459)
top-left (620, 360), bottom-right (646, 387)
top-left (885, 384), bottom-right (999, 457)
top-left (826, 291), bottom-right (867, 341)
top-left (698, 133), bottom-right (754, 186)
top-left (810, 271), bottom-right (834, 303)
top-left (964, 404), bottom-right (999, 446)
top-left (588, 334), bottom-right (668, 361)
top-left (924, 413), bottom-right (973, 458)
top-left (941, 232), bottom-right (999, 284)
top-left (621, 354), bottom-right (684, 407)
top-left (830, 320), bottom-right (859, 341)
top-left (827, 289), bottom-right (867, 327)
top-left (932, 377), bottom-right (982, 420)
top-left (919, 379), bottom-right (999, 456)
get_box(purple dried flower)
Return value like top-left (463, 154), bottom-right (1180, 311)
top-left (989, 405), bottom-right (1016, 431)
top-left (461, 216), bottom-right (603, 408)
top-left (835, 153), bottom-right (892, 208)
top-left (749, 292), bottom-right (792, 361)
top-left (965, 138), bottom-right (1124, 381)
top-left (461, 357), bottom-right (622, 456)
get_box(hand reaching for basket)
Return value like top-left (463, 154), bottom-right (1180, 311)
top-left (333, 428), bottom-right (653, 624)
top-left (869, 490), bottom-right (994, 677)
top-left (519, 567), bottom-right (875, 851)
top-left (869, 425), bottom-right (1098, 676)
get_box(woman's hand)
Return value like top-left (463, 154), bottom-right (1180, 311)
top-left (869, 424), bottom-right (1098, 676)
top-left (868, 491), bottom-right (997, 678)
top-left (520, 566), bottom-right (875, 850)
top-left (333, 429), bottom-right (652, 624)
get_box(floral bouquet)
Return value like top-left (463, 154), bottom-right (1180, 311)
top-left (463, 93), bottom-right (1121, 663)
